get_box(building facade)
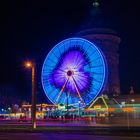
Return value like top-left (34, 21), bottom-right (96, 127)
top-left (78, 28), bottom-right (121, 96)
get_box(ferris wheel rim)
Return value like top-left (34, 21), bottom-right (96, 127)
top-left (41, 37), bottom-right (107, 106)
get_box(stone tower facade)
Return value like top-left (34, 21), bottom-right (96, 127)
top-left (78, 28), bottom-right (121, 96)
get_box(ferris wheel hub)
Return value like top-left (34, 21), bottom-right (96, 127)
top-left (66, 70), bottom-right (73, 77)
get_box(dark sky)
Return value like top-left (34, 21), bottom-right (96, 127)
top-left (0, 0), bottom-right (140, 100)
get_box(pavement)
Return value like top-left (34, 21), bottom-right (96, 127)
top-left (0, 124), bottom-right (140, 137)
top-left (0, 133), bottom-right (140, 140)
top-left (0, 119), bottom-right (139, 127)
top-left (0, 120), bottom-right (140, 137)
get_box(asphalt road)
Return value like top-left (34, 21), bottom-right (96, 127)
top-left (0, 133), bottom-right (139, 140)
top-left (1, 117), bottom-right (140, 127)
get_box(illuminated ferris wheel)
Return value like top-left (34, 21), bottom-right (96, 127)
top-left (41, 38), bottom-right (107, 107)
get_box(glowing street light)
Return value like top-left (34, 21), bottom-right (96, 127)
top-left (25, 62), bottom-right (32, 67)
top-left (25, 61), bottom-right (36, 129)
top-left (8, 107), bottom-right (11, 110)
top-left (131, 99), bottom-right (135, 102)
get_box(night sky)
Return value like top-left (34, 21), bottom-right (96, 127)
top-left (0, 0), bottom-right (140, 101)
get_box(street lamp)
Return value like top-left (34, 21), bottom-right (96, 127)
top-left (131, 99), bottom-right (135, 103)
top-left (25, 61), bottom-right (36, 129)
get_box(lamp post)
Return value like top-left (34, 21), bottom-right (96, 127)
top-left (78, 101), bottom-right (81, 118)
top-left (25, 61), bottom-right (36, 129)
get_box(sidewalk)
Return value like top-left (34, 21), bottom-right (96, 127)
top-left (0, 123), bottom-right (140, 137)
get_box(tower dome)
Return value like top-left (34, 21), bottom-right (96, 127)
top-left (77, 0), bottom-right (121, 96)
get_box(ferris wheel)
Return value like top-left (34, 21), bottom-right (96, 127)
top-left (41, 38), bottom-right (107, 107)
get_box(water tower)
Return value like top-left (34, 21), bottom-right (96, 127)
top-left (77, 0), bottom-right (121, 96)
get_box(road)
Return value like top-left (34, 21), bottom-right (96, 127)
top-left (0, 119), bottom-right (138, 127)
top-left (0, 133), bottom-right (140, 140)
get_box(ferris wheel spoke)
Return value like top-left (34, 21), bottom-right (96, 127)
top-left (73, 77), bottom-right (89, 87)
top-left (92, 87), bottom-right (99, 91)
top-left (54, 77), bottom-right (69, 105)
top-left (91, 72), bottom-right (103, 75)
top-left (52, 51), bottom-right (59, 60)
top-left (74, 40), bottom-right (78, 48)
top-left (75, 78), bottom-right (85, 89)
top-left (74, 59), bottom-right (83, 69)
top-left (72, 76), bottom-right (85, 90)
top-left (84, 65), bottom-right (103, 68)
top-left (88, 50), bottom-right (96, 58)
top-left (87, 57), bottom-right (101, 65)
top-left (58, 46), bottom-right (62, 56)
top-left (72, 76), bottom-right (85, 106)
top-left (48, 58), bottom-right (57, 64)
top-left (57, 68), bottom-right (66, 72)
top-left (68, 40), bottom-right (72, 51)
top-left (72, 43), bottom-right (84, 68)
top-left (82, 93), bottom-right (91, 103)
top-left (73, 75), bottom-right (89, 86)
top-left (74, 73), bottom-right (89, 79)
top-left (62, 42), bottom-right (66, 53)
top-left (72, 53), bottom-right (81, 69)
top-left (81, 41), bottom-right (85, 47)
top-left (91, 65), bottom-right (103, 68)
top-left (83, 45), bottom-right (91, 55)
top-left (93, 77), bottom-right (102, 83)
